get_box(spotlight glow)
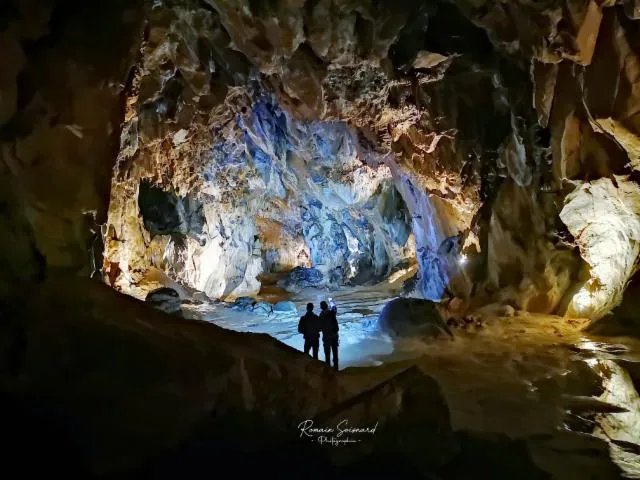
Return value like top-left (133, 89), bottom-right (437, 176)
top-left (458, 254), bottom-right (468, 266)
top-left (572, 288), bottom-right (593, 313)
top-left (585, 358), bottom-right (599, 367)
top-left (578, 340), bottom-right (599, 352)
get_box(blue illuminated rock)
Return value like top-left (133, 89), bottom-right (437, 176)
top-left (273, 301), bottom-right (298, 313)
top-left (252, 301), bottom-right (273, 316)
top-left (231, 297), bottom-right (256, 311)
top-left (278, 267), bottom-right (324, 292)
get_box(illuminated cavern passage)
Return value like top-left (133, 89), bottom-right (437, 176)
top-left (105, 95), bottom-right (419, 300)
top-left (2, 0), bottom-right (640, 477)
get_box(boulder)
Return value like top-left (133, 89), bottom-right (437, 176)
top-left (145, 287), bottom-right (182, 315)
top-left (560, 177), bottom-right (640, 319)
top-left (378, 298), bottom-right (453, 339)
top-left (231, 296), bottom-right (256, 311)
top-left (273, 301), bottom-right (298, 314)
top-left (252, 301), bottom-right (273, 316)
top-left (311, 366), bottom-right (456, 473)
top-left (278, 267), bottom-right (324, 292)
top-left (191, 291), bottom-right (211, 304)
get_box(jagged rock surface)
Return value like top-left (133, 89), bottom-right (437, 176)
top-left (97, 0), bottom-right (640, 318)
top-left (145, 287), bottom-right (182, 315)
top-left (0, 0), bottom-right (146, 297)
top-left (1, 1), bottom-right (640, 321)
top-left (378, 297), bottom-right (453, 338)
top-left (561, 176), bottom-right (640, 318)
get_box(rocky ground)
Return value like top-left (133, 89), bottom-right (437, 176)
top-left (1, 277), bottom-right (639, 478)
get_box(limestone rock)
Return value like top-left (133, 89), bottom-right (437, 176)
top-left (10, 277), bottom-right (347, 475)
top-left (560, 176), bottom-right (640, 319)
top-left (138, 180), bottom-right (206, 243)
top-left (231, 296), bottom-right (257, 311)
top-left (252, 301), bottom-right (273, 316)
top-left (378, 298), bottom-right (453, 338)
top-left (0, 0), bottom-right (146, 291)
top-left (273, 301), bottom-right (298, 313)
top-left (278, 267), bottom-right (324, 292)
top-left (412, 51), bottom-right (450, 70)
top-left (592, 118), bottom-right (640, 171)
top-left (145, 287), bottom-right (182, 315)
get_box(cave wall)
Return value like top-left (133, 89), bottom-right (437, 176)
top-left (100, 0), bottom-right (424, 300)
top-left (0, 0), bottom-right (146, 301)
top-left (457, 1), bottom-right (640, 317)
top-left (2, 0), bottom-right (639, 319)
top-left (105, 79), bottom-right (416, 298)
top-left (190, 0), bottom-right (640, 318)
top-left (102, 0), bottom-right (586, 310)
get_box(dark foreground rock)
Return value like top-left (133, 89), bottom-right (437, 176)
top-left (311, 365), bottom-right (457, 472)
top-left (0, 277), bottom-right (470, 478)
top-left (0, 277), bottom-right (626, 479)
top-left (145, 287), bottom-right (182, 315)
top-left (378, 298), bottom-right (453, 339)
top-left (2, 278), bottom-right (346, 476)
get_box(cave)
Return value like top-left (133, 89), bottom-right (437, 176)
top-left (2, 0), bottom-right (640, 478)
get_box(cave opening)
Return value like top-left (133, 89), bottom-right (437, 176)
top-left (105, 94), bottom-right (422, 302)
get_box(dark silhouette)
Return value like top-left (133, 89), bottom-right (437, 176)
top-left (298, 303), bottom-right (320, 359)
top-left (319, 300), bottom-right (339, 370)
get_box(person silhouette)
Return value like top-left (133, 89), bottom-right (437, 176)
top-left (319, 300), bottom-right (339, 370)
top-left (298, 303), bottom-right (320, 359)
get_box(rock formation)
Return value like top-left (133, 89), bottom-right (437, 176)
top-left (378, 297), bottom-right (453, 338)
top-left (2, 0), bottom-right (640, 476)
top-left (1, 0), bottom-right (639, 321)
top-left (92, 0), bottom-right (640, 321)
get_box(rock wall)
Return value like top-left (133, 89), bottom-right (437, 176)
top-left (2, 0), bottom-right (640, 320)
top-left (0, 0), bottom-right (145, 301)
top-left (105, 78), bottom-right (415, 298)
top-left (103, 0), bottom-right (549, 305)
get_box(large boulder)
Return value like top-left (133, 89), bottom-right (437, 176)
top-left (231, 296), bottom-right (257, 311)
top-left (378, 298), bottom-right (453, 339)
top-left (273, 301), bottom-right (298, 314)
top-left (145, 287), bottom-right (182, 315)
top-left (252, 301), bottom-right (273, 316)
top-left (309, 365), bottom-right (457, 474)
top-left (278, 267), bottom-right (324, 292)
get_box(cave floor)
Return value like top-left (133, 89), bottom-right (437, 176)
top-left (183, 289), bottom-right (640, 477)
top-left (183, 282), bottom-right (399, 369)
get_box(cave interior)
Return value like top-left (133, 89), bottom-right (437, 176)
top-left (1, 0), bottom-right (640, 478)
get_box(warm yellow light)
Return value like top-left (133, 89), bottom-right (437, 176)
top-left (585, 358), bottom-right (599, 367)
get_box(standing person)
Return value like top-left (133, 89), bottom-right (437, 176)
top-left (298, 303), bottom-right (320, 359)
top-left (319, 300), bottom-right (339, 370)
